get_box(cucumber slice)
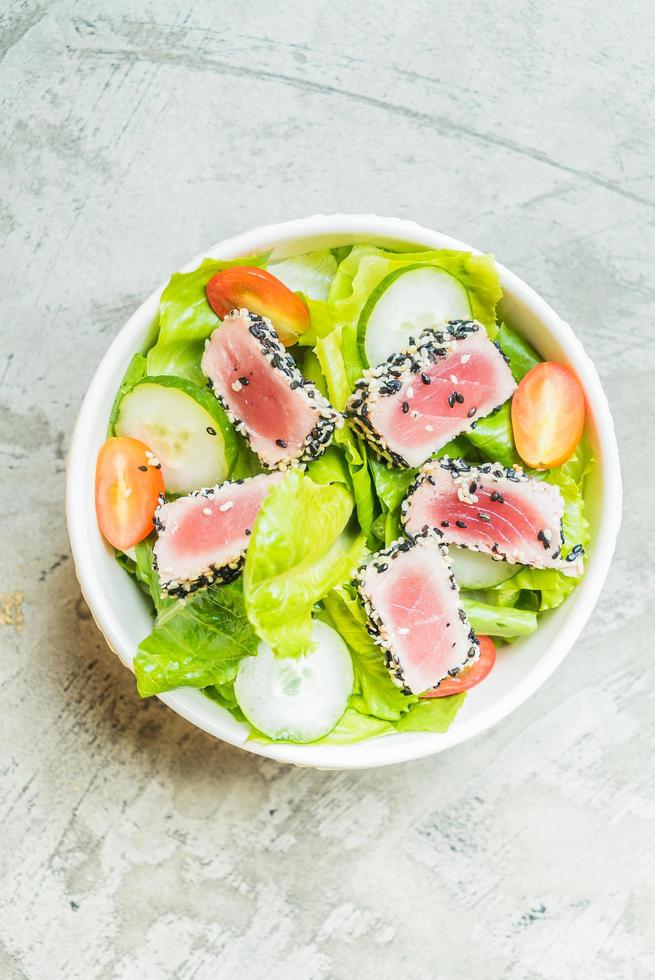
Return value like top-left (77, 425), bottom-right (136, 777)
top-left (234, 620), bottom-right (354, 742)
top-left (449, 547), bottom-right (520, 589)
top-left (114, 375), bottom-right (238, 494)
top-left (358, 263), bottom-right (471, 366)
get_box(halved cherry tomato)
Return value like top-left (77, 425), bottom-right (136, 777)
top-left (206, 266), bottom-right (310, 346)
top-left (511, 362), bottom-right (585, 469)
top-left (95, 437), bottom-right (165, 550)
top-left (421, 635), bottom-right (496, 698)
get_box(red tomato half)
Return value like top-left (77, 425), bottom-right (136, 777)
top-left (95, 437), bottom-right (165, 550)
top-left (422, 635), bottom-right (497, 698)
top-left (511, 362), bottom-right (585, 469)
top-left (206, 266), bottom-right (310, 346)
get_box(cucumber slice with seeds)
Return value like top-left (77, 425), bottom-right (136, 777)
top-left (450, 546), bottom-right (521, 590)
top-left (358, 263), bottom-right (472, 367)
top-left (114, 375), bottom-right (238, 494)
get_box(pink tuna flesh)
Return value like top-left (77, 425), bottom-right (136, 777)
top-left (368, 329), bottom-right (516, 467)
top-left (201, 310), bottom-right (338, 468)
top-left (356, 533), bottom-right (477, 694)
top-left (403, 460), bottom-right (584, 575)
top-left (154, 472), bottom-right (284, 592)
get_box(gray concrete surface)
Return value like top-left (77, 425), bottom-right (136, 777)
top-left (1, 2), bottom-right (654, 978)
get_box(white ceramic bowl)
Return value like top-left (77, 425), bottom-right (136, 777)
top-left (66, 214), bottom-right (622, 769)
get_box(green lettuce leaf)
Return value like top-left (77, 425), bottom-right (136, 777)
top-left (298, 297), bottom-right (336, 347)
top-left (542, 436), bottom-right (593, 553)
top-left (329, 245), bottom-right (379, 302)
top-left (114, 549), bottom-right (137, 580)
top-left (394, 694), bottom-right (466, 733)
top-left (306, 445), bottom-right (351, 487)
top-left (499, 567), bottom-right (578, 612)
top-left (317, 709), bottom-right (396, 743)
top-left (369, 458), bottom-right (417, 512)
top-left (314, 327), bottom-right (352, 411)
top-left (134, 581), bottom-right (259, 697)
top-left (133, 537), bottom-right (175, 616)
top-left (116, 537), bottom-right (175, 618)
top-left (146, 339), bottom-right (208, 388)
top-left (337, 430), bottom-right (378, 544)
top-left (203, 680), bottom-right (247, 723)
top-left (267, 250), bottom-right (338, 301)
top-left (311, 329), bottom-right (379, 542)
top-left (243, 472), bottom-right (365, 658)
top-left (265, 251), bottom-right (338, 347)
top-left (496, 321), bottom-right (541, 382)
top-left (341, 320), bottom-right (366, 386)
top-left (464, 403), bottom-right (520, 468)
top-left (368, 458), bottom-right (417, 544)
top-left (300, 348), bottom-right (329, 397)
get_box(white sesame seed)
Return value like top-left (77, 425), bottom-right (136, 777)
top-left (219, 501), bottom-right (234, 512)
top-left (425, 424), bottom-right (434, 432)
top-left (460, 353), bottom-right (471, 364)
top-left (407, 386), bottom-right (414, 398)
top-left (231, 380), bottom-right (243, 392)
top-left (123, 487), bottom-right (132, 498)
top-left (202, 507), bottom-right (212, 516)
top-left (145, 450), bottom-right (153, 458)
top-left (398, 627), bottom-right (410, 635)
top-left (148, 457), bottom-right (160, 467)
top-left (450, 374), bottom-right (458, 384)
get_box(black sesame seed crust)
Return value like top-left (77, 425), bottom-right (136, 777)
top-left (205, 309), bottom-right (342, 470)
top-left (352, 529), bottom-right (479, 693)
top-left (344, 321), bottom-right (503, 467)
top-left (152, 479), bottom-right (268, 598)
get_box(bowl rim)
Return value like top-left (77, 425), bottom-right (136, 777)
top-left (66, 213), bottom-right (622, 769)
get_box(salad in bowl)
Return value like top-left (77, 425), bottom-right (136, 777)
top-left (83, 218), bottom-right (594, 745)
top-left (83, 220), bottom-right (604, 754)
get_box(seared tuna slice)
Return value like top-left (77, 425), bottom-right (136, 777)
top-left (346, 321), bottom-right (516, 467)
top-left (153, 472), bottom-right (284, 597)
top-left (201, 309), bottom-right (341, 469)
top-left (402, 458), bottom-right (584, 575)
top-left (354, 531), bottom-right (479, 695)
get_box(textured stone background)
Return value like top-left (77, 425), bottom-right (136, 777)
top-left (1, 2), bottom-right (654, 978)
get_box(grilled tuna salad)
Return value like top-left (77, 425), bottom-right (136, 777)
top-left (95, 242), bottom-right (593, 745)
